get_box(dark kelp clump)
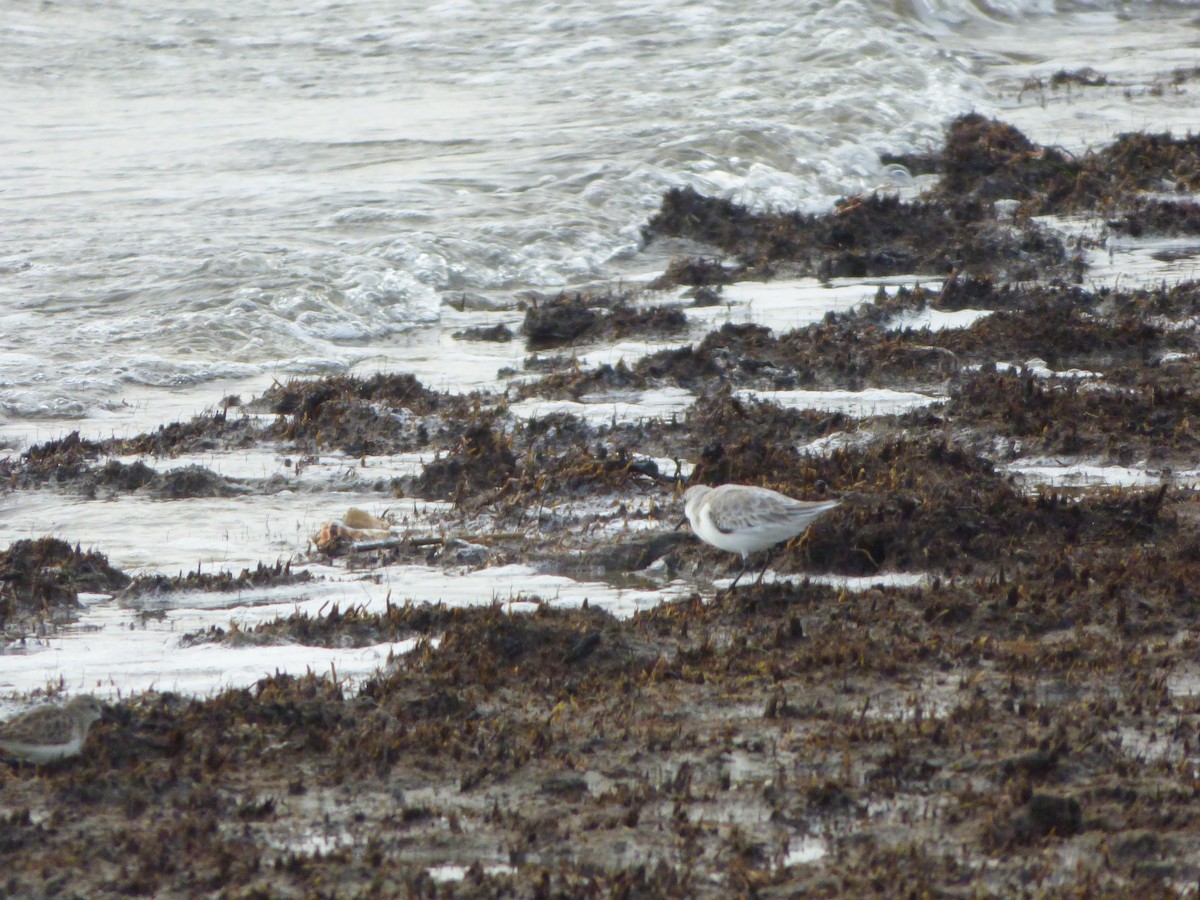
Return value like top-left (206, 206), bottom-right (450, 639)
top-left (0, 538), bottom-right (130, 628)
top-left (599, 280), bottom-right (1193, 400)
top-left (1108, 279), bottom-right (1200, 319)
top-left (122, 559), bottom-right (311, 601)
top-left (414, 420), bottom-right (517, 503)
top-left (259, 373), bottom-right (505, 458)
top-left (412, 417), bottom-right (669, 514)
top-left (10, 454), bottom-right (249, 500)
top-left (263, 373), bottom-right (441, 419)
top-left (779, 437), bottom-right (1022, 576)
top-left (929, 303), bottom-right (1186, 372)
top-left (116, 411), bottom-right (262, 457)
top-left (4, 415), bottom-right (270, 494)
top-left (9, 431), bottom-right (106, 485)
top-left (495, 445), bottom-right (669, 523)
top-left (514, 359), bottom-right (650, 401)
top-left (933, 114), bottom-right (1200, 215)
top-left (644, 186), bottom-right (1068, 281)
top-left (262, 373), bottom-right (444, 455)
top-left (645, 255), bottom-right (735, 289)
top-left (452, 322), bottom-right (515, 342)
top-left (680, 386), bottom-right (848, 488)
top-left (523, 291), bottom-right (687, 350)
top-left (1110, 198), bottom-right (1200, 236)
top-left (936, 114), bottom-right (1081, 208)
top-left (946, 369), bottom-right (1200, 460)
top-left (179, 599), bottom-right (446, 649)
top-left (644, 115), bottom-right (1200, 287)
top-left (155, 465), bottom-right (248, 500)
top-left (378, 603), bottom-right (657, 691)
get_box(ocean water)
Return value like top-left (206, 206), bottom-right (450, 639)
top-left (2, 0), bottom-right (1194, 433)
top-left (1, 1), bottom-right (1199, 698)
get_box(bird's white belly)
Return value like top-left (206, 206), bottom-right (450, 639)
top-left (0, 735), bottom-right (83, 763)
top-left (696, 512), bottom-right (785, 557)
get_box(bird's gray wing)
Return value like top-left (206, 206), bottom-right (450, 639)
top-left (0, 708), bottom-right (72, 744)
top-left (706, 489), bottom-right (796, 534)
top-left (709, 490), bottom-right (837, 535)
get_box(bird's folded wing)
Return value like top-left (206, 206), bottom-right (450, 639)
top-left (708, 490), bottom-right (795, 534)
top-left (710, 494), bottom-right (838, 534)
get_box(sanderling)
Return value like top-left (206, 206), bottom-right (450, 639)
top-left (683, 484), bottom-right (839, 590)
top-left (0, 695), bottom-right (106, 764)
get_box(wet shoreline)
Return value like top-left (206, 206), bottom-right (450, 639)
top-left (3, 115), bottom-right (1200, 895)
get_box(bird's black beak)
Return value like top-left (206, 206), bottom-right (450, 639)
top-left (675, 516), bottom-right (688, 531)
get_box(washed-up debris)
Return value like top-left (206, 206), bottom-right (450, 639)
top-left (312, 508), bottom-right (394, 553)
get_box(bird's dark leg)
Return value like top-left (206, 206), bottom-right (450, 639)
top-left (754, 548), bottom-right (776, 585)
top-left (716, 556), bottom-right (751, 599)
top-left (726, 557), bottom-right (750, 592)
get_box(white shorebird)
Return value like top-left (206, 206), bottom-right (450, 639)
top-left (0, 695), bottom-right (106, 764)
top-left (683, 484), bottom-right (840, 591)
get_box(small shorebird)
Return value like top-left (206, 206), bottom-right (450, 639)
top-left (683, 484), bottom-right (839, 591)
top-left (0, 695), bottom-right (106, 764)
